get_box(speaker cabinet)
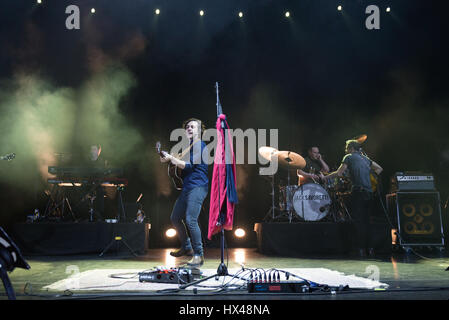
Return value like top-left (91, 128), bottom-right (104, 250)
top-left (392, 192), bottom-right (445, 246)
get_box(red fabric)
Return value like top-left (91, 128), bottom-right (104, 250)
top-left (207, 116), bottom-right (236, 240)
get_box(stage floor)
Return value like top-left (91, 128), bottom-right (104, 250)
top-left (3, 248), bottom-right (449, 300)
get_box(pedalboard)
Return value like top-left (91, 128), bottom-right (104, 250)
top-left (138, 267), bottom-right (201, 284)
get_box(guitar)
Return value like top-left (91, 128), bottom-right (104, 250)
top-left (1, 153), bottom-right (15, 161)
top-left (360, 150), bottom-right (379, 193)
top-left (370, 170), bottom-right (379, 193)
top-left (156, 142), bottom-right (183, 190)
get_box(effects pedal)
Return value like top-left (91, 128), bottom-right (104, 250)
top-left (138, 267), bottom-right (201, 284)
top-left (247, 280), bottom-right (310, 293)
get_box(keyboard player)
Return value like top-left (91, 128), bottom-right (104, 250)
top-left (47, 144), bottom-right (128, 221)
top-left (86, 144), bottom-right (105, 221)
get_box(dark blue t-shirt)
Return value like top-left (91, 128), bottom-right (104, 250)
top-left (181, 140), bottom-right (209, 191)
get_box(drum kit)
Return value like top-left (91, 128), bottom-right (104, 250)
top-left (259, 146), bottom-right (353, 223)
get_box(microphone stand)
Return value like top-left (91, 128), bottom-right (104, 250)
top-left (180, 83), bottom-right (244, 289)
top-left (263, 173), bottom-right (278, 221)
top-left (180, 127), bottom-right (243, 290)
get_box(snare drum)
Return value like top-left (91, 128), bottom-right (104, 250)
top-left (292, 183), bottom-right (331, 221)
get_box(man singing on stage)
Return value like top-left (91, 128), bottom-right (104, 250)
top-left (160, 118), bottom-right (209, 267)
top-left (321, 139), bottom-right (382, 257)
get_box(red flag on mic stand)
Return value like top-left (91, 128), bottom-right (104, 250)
top-left (208, 114), bottom-right (238, 240)
top-left (178, 82), bottom-right (239, 289)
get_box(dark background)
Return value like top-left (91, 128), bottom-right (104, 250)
top-left (0, 0), bottom-right (448, 247)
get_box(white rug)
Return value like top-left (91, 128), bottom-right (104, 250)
top-left (44, 268), bottom-right (388, 292)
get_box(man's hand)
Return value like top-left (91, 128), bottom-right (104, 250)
top-left (317, 153), bottom-right (330, 173)
top-left (160, 151), bottom-right (171, 163)
top-left (161, 153), bottom-right (185, 169)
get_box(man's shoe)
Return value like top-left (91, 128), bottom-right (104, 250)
top-left (170, 248), bottom-right (194, 257)
top-left (187, 255), bottom-right (204, 267)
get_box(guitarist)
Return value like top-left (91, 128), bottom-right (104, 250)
top-left (320, 139), bottom-right (382, 258)
top-left (160, 118), bottom-right (209, 267)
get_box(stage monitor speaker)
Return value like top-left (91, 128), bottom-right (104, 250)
top-left (394, 192), bottom-right (445, 246)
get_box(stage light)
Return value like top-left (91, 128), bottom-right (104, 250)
top-left (337, 5), bottom-right (342, 11)
top-left (37, 0), bottom-right (42, 4)
top-left (386, 7), bottom-right (391, 12)
top-left (238, 12), bottom-right (243, 18)
top-left (91, 8), bottom-right (96, 14)
top-left (165, 228), bottom-right (177, 238)
top-left (234, 228), bottom-right (246, 238)
top-left (285, 11), bottom-right (290, 18)
top-left (155, 9), bottom-right (160, 15)
top-left (199, 10), bottom-right (204, 16)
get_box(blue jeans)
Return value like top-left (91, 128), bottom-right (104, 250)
top-left (170, 185), bottom-right (208, 256)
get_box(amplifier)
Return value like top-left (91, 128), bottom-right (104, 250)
top-left (392, 172), bottom-right (435, 191)
top-left (392, 191), bottom-right (445, 246)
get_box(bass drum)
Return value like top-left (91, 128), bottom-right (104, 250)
top-left (292, 183), bottom-right (332, 221)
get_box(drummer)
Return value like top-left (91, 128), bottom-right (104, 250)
top-left (297, 146), bottom-right (330, 185)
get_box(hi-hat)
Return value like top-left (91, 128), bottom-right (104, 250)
top-left (258, 146), bottom-right (279, 161)
top-left (276, 150), bottom-right (306, 169)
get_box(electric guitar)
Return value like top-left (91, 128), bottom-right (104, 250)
top-left (156, 142), bottom-right (183, 190)
top-left (1, 153), bottom-right (15, 161)
top-left (370, 170), bottom-right (379, 193)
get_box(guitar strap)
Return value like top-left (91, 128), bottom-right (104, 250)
top-left (178, 139), bottom-right (202, 160)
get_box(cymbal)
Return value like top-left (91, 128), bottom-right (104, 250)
top-left (258, 146), bottom-right (279, 161)
top-left (276, 151), bottom-right (306, 169)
